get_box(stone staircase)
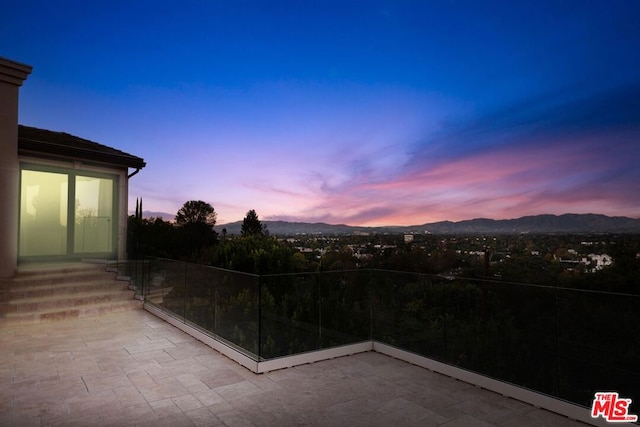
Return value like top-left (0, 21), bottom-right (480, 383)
top-left (0, 262), bottom-right (142, 325)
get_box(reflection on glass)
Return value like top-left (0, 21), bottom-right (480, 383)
top-left (74, 175), bottom-right (113, 253)
top-left (19, 170), bottom-right (68, 256)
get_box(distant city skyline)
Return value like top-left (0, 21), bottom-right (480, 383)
top-left (3, 1), bottom-right (639, 226)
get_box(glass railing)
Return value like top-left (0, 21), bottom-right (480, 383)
top-left (133, 257), bottom-right (640, 413)
top-left (108, 258), bottom-right (150, 299)
top-left (370, 271), bottom-right (639, 413)
top-left (555, 287), bottom-right (638, 409)
top-left (144, 257), bottom-right (260, 357)
top-left (259, 269), bottom-right (371, 359)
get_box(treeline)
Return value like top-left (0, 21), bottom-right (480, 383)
top-left (129, 200), bottom-right (640, 294)
top-left (128, 200), bottom-right (302, 274)
top-left (289, 233), bottom-right (640, 295)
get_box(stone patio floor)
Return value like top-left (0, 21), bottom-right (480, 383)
top-left (0, 309), bottom-right (588, 426)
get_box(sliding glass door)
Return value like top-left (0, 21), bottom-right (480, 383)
top-left (19, 166), bottom-right (117, 259)
top-left (74, 175), bottom-right (114, 253)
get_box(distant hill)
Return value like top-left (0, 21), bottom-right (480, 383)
top-left (417, 214), bottom-right (640, 234)
top-left (215, 220), bottom-right (390, 235)
top-left (216, 214), bottom-right (640, 235)
top-left (141, 211), bottom-right (175, 222)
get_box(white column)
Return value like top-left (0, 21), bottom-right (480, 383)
top-left (119, 172), bottom-right (128, 261)
top-left (0, 57), bottom-right (32, 278)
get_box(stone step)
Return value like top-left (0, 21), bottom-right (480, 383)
top-left (14, 261), bottom-right (105, 277)
top-left (1, 288), bottom-right (135, 314)
top-left (0, 261), bottom-right (141, 325)
top-left (2, 278), bottom-right (128, 297)
top-left (1, 299), bottom-right (143, 325)
top-left (4, 266), bottom-right (115, 287)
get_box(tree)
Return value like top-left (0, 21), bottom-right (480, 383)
top-left (174, 200), bottom-right (218, 257)
top-left (128, 197), bottom-right (144, 258)
top-left (175, 200), bottom-right (217, 227)
top-left (241, 209), bottom-right (267, 236)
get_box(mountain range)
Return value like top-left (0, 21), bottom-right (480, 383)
top-left (203, 213), bottom-right (640, 235)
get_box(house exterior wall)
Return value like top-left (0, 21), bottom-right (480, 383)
top-left (0, 57), bottom-right (32, 278)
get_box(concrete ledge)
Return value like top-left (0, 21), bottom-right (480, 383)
top-left (256, 341), bottom-right (372, 373)
top-left (145, 302), bottom-right (373, 374)
top-left (144, 303), bottom-right (259, 372)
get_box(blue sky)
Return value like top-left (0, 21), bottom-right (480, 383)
top-left (3, 1), bottom-right (639, 225)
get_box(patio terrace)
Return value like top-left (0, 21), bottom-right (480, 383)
top-left (0, 309), bottom-right (587, 427)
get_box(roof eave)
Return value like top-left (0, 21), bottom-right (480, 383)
top-left (18, 140), bottom-right (146, 170)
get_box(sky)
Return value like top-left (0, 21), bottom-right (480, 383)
top-left (2, 1), bottom-right (640, 226)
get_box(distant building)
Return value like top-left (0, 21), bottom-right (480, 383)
top-left (582, 253), bottom-right (613, 272)
top-left (404, 234), bottom-right (414, 243)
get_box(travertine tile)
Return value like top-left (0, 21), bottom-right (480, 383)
top-left (172, 393), bottom-right (204, 411)
top-left (124, 338), bottom-right (176, 354)
top-left (132, 349), bottom-right (176, 363)
top-left (136, 412), bottom-right (196, 427)
top-left (184, 406), bottom-right (224, 426)
top-left (149, 397), bottom-right (183, 416)
top-left (127, 370), bottom-right (158, 389)
top-left (164, 341), bottom-right (213, 359)
top-left (114, 384), bottom-right (148, 407)
top-left (193, 388), bottom-right (225, 407)
top-left (0, 309), bottom-right (589, 427)
top-left (199, 367), bottom-right (245, 389)
top-left (81, 372), bottom-right (133, 393)
top-left (140, 381), bottom-right (190, 403)
top-left (214, 379), bottom-right (263, 401)
top-left (176, 373), bottom-right (210, 392)
top-left (441, 413), bottom-right (497, 427)
top-left (215, 408), bottom-right (258, 427)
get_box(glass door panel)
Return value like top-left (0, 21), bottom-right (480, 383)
top-left (19, 170), bottom-right (68, 256)
top-left (74, 175), bottom-right (114, 253)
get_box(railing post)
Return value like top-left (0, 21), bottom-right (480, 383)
top-left (213, 271), bottom-right (217, 335)
top-left (553, 281), bottom-right (561, 398)
top-left (317, 273), bottom-right (322, 349)
top-left (140, 258), bottom-right (144, 301)
top-left (442, 276), bottom-right (448, 362)
top-left (258, 275), bottom-right (262, 360)
top-left (368, 268), bottom-right (373, 341)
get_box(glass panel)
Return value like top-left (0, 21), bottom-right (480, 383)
top-left (74, 175), bottom-right (114, 253)
top-left (371, 271), bottom-right (448, 360)
top-left (318, 270), bottom-right (370, 347)
top-left (183, 263), bottom-right (217, 332)
top-left (557, 288), bottom-right (640, 409)
top-left (212, 268), bottom-right (259, 356)
top-left (259, 270), bottom-right (371, 360)
top-left (158, 258), bottom-right (187, 321)
top-left (19, 170), bottom-right (68, 256)
top-left (260, 272), bottom-right (321, 359)
top-left (452, 279), bottom-right (558, 395)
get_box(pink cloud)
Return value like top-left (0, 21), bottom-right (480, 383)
top-left (276, 131), bottom-right (639, 225)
